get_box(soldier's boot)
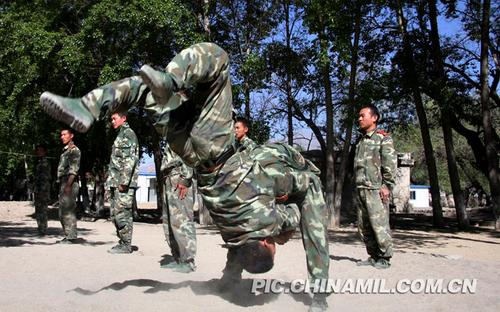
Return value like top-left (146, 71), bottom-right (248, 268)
top-left (309, 294), bottom-right (328, 312)
top-left (160, 259), bottom-right (180, 269)
top-left (139, 65), bottom-right (174, 106)
top-left (356, 256), bottom-right (377, 266)
top-left (108, 243), bottom-right (132, 254)
top-left (172, 261), bottom-right (196, 273)
top-left (57, 237), bottom-right (75, 244)
top-left (373, 258), bottom-right (391, 269)
top-left (40, 92), bottom-right (95, 133)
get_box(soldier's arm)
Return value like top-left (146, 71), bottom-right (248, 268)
top-left (118, 130), bottom-right (139, 190)
top-left (380, 135), bottom-right (397, 191)
top-left (64, 149), bottom-right (80, 194)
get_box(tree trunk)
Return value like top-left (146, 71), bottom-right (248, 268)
top-left (334, 3), bottom-right (361, 217)
top-left (284, 1), bottom-right (294, 146)
top-left (428, 0), bottom-right (468, 229)
top-left (479, 0), bottom-right (500, 230)
top-left (395, 0), bottom-right (443, 227)
top-left (317, 31), bottom-right (336, 228)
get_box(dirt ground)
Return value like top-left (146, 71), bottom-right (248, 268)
top-left (1, 201), bottom-right (499, 312)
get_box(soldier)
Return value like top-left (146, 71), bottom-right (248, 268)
top-left (33, 144), bottom-right (51, 235)
top-left (40, 43), bottom-right (329, 311)
top-left (354, 104), bottom-right (397, 269)
top-left (234, 116), bottom-right (257, 151)
top-left (56, 128), bottom-right (81, 243)
top-left (160, 144), bottom-right (196, 272)
top-left (107, 111), bottom-right (139, 254)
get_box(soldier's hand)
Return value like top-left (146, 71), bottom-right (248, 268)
top-left (64, 184), bottom-right (72, 196)
top-left (176, 184), bottom-right (188, 200)
top-left (273, 230), bottom-right (295, 245)
top-left (379, 185), bottom-right (390, 204)
top-left (118, 184), bottom-right (129, 193)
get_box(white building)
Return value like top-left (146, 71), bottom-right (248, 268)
top-left (409, 185), bottom-right (430, 209)
top-left (135, 160), bottom-right (157, 203)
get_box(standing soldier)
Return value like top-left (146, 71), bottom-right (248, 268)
top-left (33, 144), bottom-right (51, 235)
top-left (354, 104), bottom-right (397, 269)
top-left (107, 111), bottom-right (139, 254)
top-left (234, 116), bottom-right (257, 151)
top-left (57, 128), bottom-right (81, 243)
top-left (160, 144), bottom-right (196, 272)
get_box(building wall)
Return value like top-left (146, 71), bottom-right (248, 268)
top-left (136, 175), bottom-right (157, 203)
top-left (409, 187), bottom-right (430, 208)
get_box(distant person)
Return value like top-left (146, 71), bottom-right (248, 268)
top-left (234, 116), bottom-right (257, 151)
top-left (33, 144), bottom-right (51, 235)
top-left (354, 104), bottom-right (397, 269)
top-left (160, 144), bottom-right (196, 272)
top-left (56, 128), bottom-right (81, 243)
top-left (106, 111), bottom-right (139, 254)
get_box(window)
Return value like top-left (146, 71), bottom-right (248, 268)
top-left (410, 191), bottom-right (416, 200)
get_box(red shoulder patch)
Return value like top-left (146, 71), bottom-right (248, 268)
top-left (376, 130), bottom-right (389, 136)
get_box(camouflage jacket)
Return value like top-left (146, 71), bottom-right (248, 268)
top-left (161, 144), bottom-right (193, 187)
top-left (34, 156), bottom-right (51, 194)
top-left (354, 128), bottom-right (397, 190)
top-left (57, 142), bottom-right (81, 182)
top-left (236, 135), bottom-right (257, 152)
top-left (107, 122), bottom-right (139, 188)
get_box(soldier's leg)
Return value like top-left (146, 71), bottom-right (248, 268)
top-left (365, 189), bottom-right (393, 260)
top-left (298, 174), bottom-right (330, 282)
top-left (40, 77), bottom-right (151, 133)
top-left (162, 181), bottom-right (181, 261)
top-left (34, 194), bottom-right (48, 234)
top-left (168, 185), bottom-right (196, 264)
top-left (58, 183), bottom-right (78, 240)
top-left (139, 42), bottom-right (234, 168)
top-left (357, 189), bottom-right (380, 260)
top-left (110, 188), bottom-right (134, 253)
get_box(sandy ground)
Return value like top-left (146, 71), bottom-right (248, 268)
top-left (1, 201), bottom-right (499, 312)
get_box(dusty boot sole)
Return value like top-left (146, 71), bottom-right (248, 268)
top-left (40, 92), bottom-right (91, 133)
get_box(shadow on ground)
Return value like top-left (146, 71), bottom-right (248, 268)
top-left (0, 220), bottom-right (111, 247)
top-left (70, 277), bottom-right (314, 308)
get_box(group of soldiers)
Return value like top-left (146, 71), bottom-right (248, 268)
top-left (34, 42), bottom-right (397, 311)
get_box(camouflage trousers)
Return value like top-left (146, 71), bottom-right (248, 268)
top-left (357, 188), bottom-right (393, 259)
top-left (110, 188), bottom-right (135, 246)
top-left (34, 192), bottom-right (49, 234)
top-left (80, 42), bottom-right (233, 169)
top-left (58, 180), bottom-right (79, 239)
top-left (162, 175), bottom-right (196, 263)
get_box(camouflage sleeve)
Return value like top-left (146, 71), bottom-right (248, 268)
top-left (68, 148), bottom-right (81, 176)
top-left (380, 135), bottom-right (397, 190)
top-left (178, 162), bottom-right (193, 187)
top-left (119, 129), bottom-right (139, 186)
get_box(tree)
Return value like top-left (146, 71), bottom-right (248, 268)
top-left (479, 0), bottom-right (500, 229)
top-left (394, 0), bottom-right (443, 226)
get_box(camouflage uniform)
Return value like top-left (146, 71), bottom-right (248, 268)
top-left (354, 128), bottom-right (397, 260)
top-left (107, 122), bottom-right (139, 248)
top-left (57, 142), bottom-right (80, 239)
top-left (161, 144), bottom-right (196, 265)
top-left (34, 156), bottom-right (51, 234)
top-left (236, 135), bottom-right (258, 152)
top-left (41, 43), bottom-right (329, 282)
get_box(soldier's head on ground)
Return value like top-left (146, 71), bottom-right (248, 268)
top-left (236, 239), bottom-right (275, 274)
top-left (35, 144), bottom-right (47, 157)
top-left (234, 116), bottom-right (250, 141)
top-left (358, 104), bottom-right (380, 133)
top-left (60, 128), bottom-right (74, 145)
top-left (111, 111), bottom-right (128, 129)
